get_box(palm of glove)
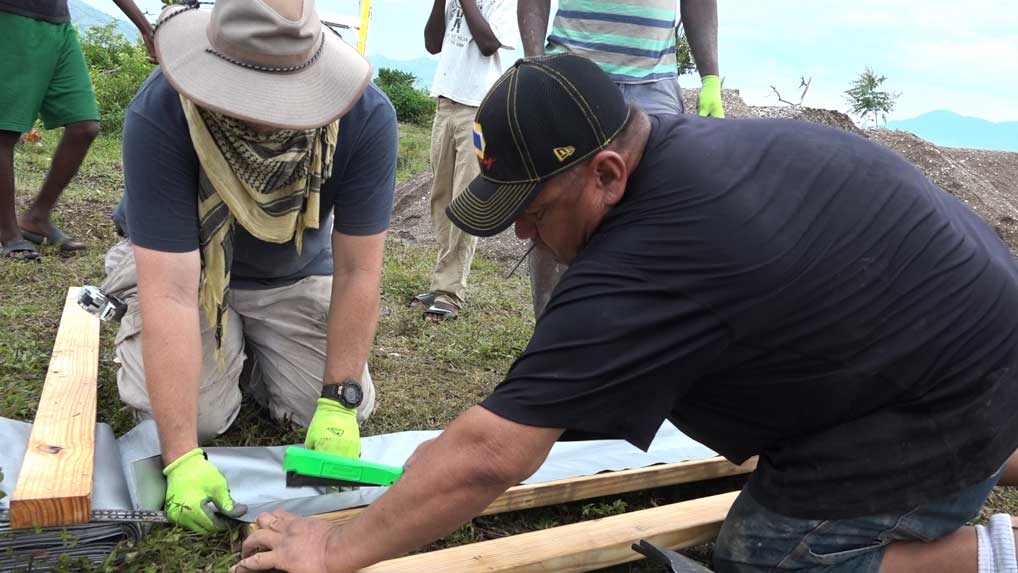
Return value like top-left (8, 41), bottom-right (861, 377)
top-left (698, 75), bottom-right (726, 118)
top-left (305, 397), bottom-right (361, 459)
top-left (163, 448), bottom-right (246, 534)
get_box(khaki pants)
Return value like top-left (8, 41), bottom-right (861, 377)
top-left (428, 98), bottom-right (480, 307)
top-left (101, 239), bottom-right (376, 443)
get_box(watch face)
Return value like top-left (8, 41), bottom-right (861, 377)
top-left (340, 382), bottom-right (363, 407)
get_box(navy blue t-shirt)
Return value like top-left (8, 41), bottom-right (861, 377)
top-left (114, 69), bottom-right (398, 289)
top-left (482, 114), bottom-right (1018, 519)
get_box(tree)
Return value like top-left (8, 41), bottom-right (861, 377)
top-left (374, 68), bottom-right (436, 125)
top-left (844, 67), bottom-right (900, 128)
top-left (674, 21), bottom-right (696, 76)
top-left (80, 22), bottom-right (154, 133)
top-left (770, 76), bottom-right (812, 107)
top-left (376, 68), bottom-right (418, 90)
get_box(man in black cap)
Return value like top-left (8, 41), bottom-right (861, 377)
top-left (235, 54), bottom-right (1018, 573)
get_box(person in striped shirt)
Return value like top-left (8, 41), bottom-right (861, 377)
top-left (518, 0), bottom-right (723, 118)
top-left (519, 1), bottom-right (724, 320)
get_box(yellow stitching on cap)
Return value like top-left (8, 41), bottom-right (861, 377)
top-left (452, 182), bottom-right (536, 228)
top-left (536, 64), bottom-right (605, 139)
top-left (531, 65), bottom-right (603, 141)
top-left (505, 72), bottom-right (533, 179)
top-left (509, 71), bottom-right (539, 179)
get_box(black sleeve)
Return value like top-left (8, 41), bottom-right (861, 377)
top-left (481, 253), bottom-right (730, 451)
top-left (330, 86), bottom-right (399, 236)
top-left (121, 105), bottom-right (201, 253)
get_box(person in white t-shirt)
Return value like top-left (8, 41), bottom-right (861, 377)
top-left (413, 0), bottom-right (516, 321)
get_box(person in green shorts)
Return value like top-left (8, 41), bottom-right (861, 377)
top-left (0, 0), bottom-right (154, 260)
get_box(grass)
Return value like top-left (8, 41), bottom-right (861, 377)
top-left (395, 123), bottom-right (431, 184)
top-left (4, 127), bottom-right (1015, 572)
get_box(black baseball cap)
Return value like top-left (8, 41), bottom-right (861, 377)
top-left (447, 54), bottom-right (630, 237)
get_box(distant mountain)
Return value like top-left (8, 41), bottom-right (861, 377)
top-left (368, 55), bottom-right (438, 89)
top-left (886, 110), bottom-right (1018, 152)
top-left (68, 0), bottom-right (138, 40)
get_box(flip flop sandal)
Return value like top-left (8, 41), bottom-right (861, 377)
top-left (424, 300), bottom-right (460, 321)
top-left (20, 226), bottom-right (86, 252)
top-left (1, 239), bottom-right (42, 261)
top-left (409, 291), bottom-right (437, 309)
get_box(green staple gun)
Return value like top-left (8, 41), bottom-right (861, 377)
top-left (283, 446), bottom-right (404, 488)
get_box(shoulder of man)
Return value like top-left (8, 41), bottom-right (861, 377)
top-left (127, 68), bottom-right (187, 134)
top-left (339, 81), bottom-right (397, 137)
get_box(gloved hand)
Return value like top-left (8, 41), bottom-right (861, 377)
top-left (698, 75), bottom-right (725, 118)
top-left (305, 397), bottom-right (361, 459)
top-left (163, 448), bottom-right (246, 534)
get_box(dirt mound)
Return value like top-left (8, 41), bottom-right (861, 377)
top-left (747, 106), bottom-right (863, 135)
top-left (393, 89), bottom-right (1018, 265)
top-left (941, 147), bottom-right (1018, 207)
top-left (683, 88), bottom-right (863, 134)
top-left (866, 129), bottom-right (1018, 252)
top-left (681, 87), bottom-right (754, 118)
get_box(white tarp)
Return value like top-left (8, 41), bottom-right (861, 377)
top-left (1, 417), bottom-right (716, 569)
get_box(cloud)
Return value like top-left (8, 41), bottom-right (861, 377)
top-left (898, 36), bottom-right (1018, 82)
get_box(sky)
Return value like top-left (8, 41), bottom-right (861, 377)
top-left (85, 0), bottom-right (1018, 122)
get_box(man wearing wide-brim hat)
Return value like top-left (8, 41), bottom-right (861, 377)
top-left (100, 0), bottom-right (397, 533)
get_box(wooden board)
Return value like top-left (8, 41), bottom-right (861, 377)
top-left (9, 288), bottom-right (100, 529)
top-left (307, 456), bottom-right (754, 528)
top-left (361, 491), bottom-right (739, 573)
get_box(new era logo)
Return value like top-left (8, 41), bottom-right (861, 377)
top-left (553, 146), bottom-right (575, 162)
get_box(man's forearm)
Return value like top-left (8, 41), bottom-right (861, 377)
top-left (323, 270), bottom-right (381, 386)
top-left (321, 409), bottom-right (543, 572)
top-left (459, 0), bottom-right (501, 56)
top-left (680, 0), bottom-right (719, 77)
top-left (424, 0), bottom-right (446, 55)
top-left (139, 297), bottom-right (202, 465)
top-left (112, 0), bottom-right (154, 38)
top-left (518, 0), bottom-right (550, 57)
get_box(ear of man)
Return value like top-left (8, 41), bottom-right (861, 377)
top-left (589, 150), bottom-right (628, 208)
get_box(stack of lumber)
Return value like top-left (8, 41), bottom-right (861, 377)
top-left (286, 457), bottom-right (756, 572)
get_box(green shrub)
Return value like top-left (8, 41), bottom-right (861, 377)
top-left (375, 67), bottom-right (436, 126)
top-left (80, 22), bottom-right (154, 135)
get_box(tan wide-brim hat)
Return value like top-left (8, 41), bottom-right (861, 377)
top-left (154, 0), bottom-right (371, 130)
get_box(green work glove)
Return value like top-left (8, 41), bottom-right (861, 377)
top-left (305, 397), bottom-right (361, 459)
top-left (698, 75), bottom-right (725, 118)
top-left (163, 448), bottom-right (246, 534)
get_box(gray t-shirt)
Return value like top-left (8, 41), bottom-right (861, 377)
top-left (0, 0), bottom-right (69, 23)
top-left (113, 69), bottom-right (398, 289)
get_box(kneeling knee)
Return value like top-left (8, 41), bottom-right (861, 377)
top-left (65, 121), bottom-right (100, 143)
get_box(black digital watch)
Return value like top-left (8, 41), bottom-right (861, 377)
top-left (322, 379), bottom-right (363, 409)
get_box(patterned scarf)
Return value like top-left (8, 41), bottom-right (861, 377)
top-left (180, 96), bottom-right (339, 357)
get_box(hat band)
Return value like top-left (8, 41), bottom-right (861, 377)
top-left (153, 1), bottom-right (204, 33)
top-left (205, 34), bottom-right (325, 74)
